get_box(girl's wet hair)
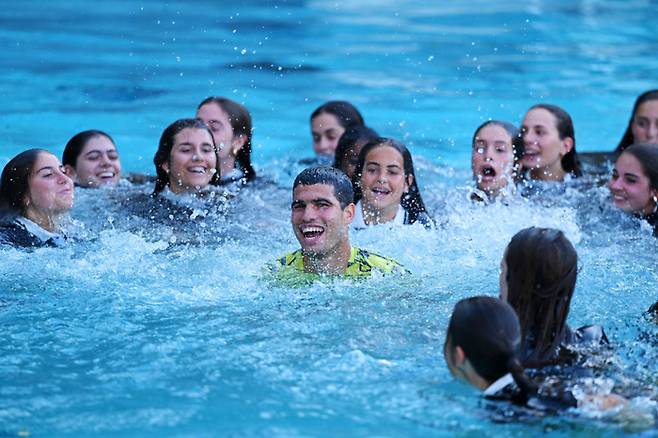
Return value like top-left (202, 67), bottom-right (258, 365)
top-left (333, 125), bottom-right (379, 170)
top-left (504, 227), bottom-right (578, 368)
top-left (616, 89), bottom-right (658, 153)
top-left (352, 137), bottom-right (428, 224)
top-left (62, 130), bottom-right (115, 168)
top-left (197, 96), bottom-right (256, 182)
top-left (310, 101), bottom-right (365, 129)
top-left (293, 166), bottom-right (354, 209)
top-left (472, 120), bottom-right (525, 162)
top-left (621, 143), bottom-right (658, 190)
top-left (445, 296), bottom-right (536, 403)
top-left (528, 104), bottom-right (582, 177)
top-left (152, 118), bottom-right (220, 195)
top-left (0, 148), bottom-right (47, 216)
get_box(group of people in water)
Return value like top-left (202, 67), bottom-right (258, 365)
top-left (1, 89), bottom-right (657, 417)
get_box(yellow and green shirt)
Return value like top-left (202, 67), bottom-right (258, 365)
top-left (267, 246), bottom-right (407, 284)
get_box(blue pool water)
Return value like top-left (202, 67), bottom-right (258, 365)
top-left (1, 1), bottom-right (658, 436)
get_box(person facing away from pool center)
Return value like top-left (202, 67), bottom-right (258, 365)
top-left (615, 90), bottom-right (658, 153)
top-left (520, 104), bottom-right (582, 182)
top-left (352, 138), bottom-right (432, 228)
top-left (311, 100), bottom-right (365, 158)
top-left (444, 296), bottom-right (538, 404)
top-left (269, 166), bottom-right (406, 278)
top-left (62, 130), bottom-right (122, 188)
top-left (444, 296), bottom-right (627, 413)
top-left (609, 143), bottom-right (658, 235)
top-left (333, 124), bottom-right (379, 180)
top-left (196, 96), bottom-right (256, 185)
top-left (153, 118), bottom-right (221, 196)
top-left (0, 149), bottom-right (73, 247)
top-left (501, 227), bottom-right (607, 368)
top-left (470, 120), bottom-right (524, 201)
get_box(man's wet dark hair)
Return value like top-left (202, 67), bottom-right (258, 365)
top-left (445, 296), bottom-right (536, 403)
top-left (616, 90), bottom-right (658, 153)
top-left (528, 104), bottom-right (582, 177)
top-left (293, 166), bottom-right (354, 209)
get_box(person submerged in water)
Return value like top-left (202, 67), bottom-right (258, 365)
top-left (444, 296), bottom-right (626, 414)
top-left (268, 166), bottom-right (407, 280)
top-left (0, 149), bottom-right (74, 248)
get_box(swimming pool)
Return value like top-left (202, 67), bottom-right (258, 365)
top-left (1, 1), bottom-right (657, 436)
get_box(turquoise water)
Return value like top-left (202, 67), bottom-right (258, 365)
top-left (1, 1), bottom-right (658, 436)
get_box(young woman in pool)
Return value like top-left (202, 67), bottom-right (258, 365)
top-left (196, 96), bottom-right (256, 184)
top-left (352, 138), bottom-right (432, 228)
top-left (470, 120), bottom-right (523, 200)
top-left (62, 130), bottom-right (122, 187)
top-left (0, 149), bottom-right (74, 247)
top-left (333, 124), bottom-right (379, 180)
top-left (608, 143), bottom-right (658, 234)
top-left (153, 118), bottom-right (221, 196)
top-left (615, 90), bottom-right (658, 153)
top-left (500, 227), bottom-right (607, 368)
top-left (444, 296), bottom-right (538, 404)
top-left (520, 104), bottom-right (582, 182)
top-left (444, 296), bottom-right (626, 412)
top-left (310, 100), bottom-right (365, 158)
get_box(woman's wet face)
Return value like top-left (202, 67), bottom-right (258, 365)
top-left (609, 152), bottom-right (655, 215)
top-left (471, 124), bottom-right (515, 194)
top-left (312, 113), bottom-right (345, 156)
top-left (26, 152), bottom-right (74, 215)
top-left (164, 128), bottom-right (217, 193)
top-left (73, 135), bottom-right (122, 187)
top-left (521, 108), bottom-right (571, 177)
top-left (631, 99), bottom-right (658, 145)
top-left (360, 145), bottom-right (410, 213)
top-left (196, 103), bottom-right (239, 162)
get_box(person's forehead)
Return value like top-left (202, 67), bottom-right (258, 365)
top-left (293, 183), bottom-right (338, 201)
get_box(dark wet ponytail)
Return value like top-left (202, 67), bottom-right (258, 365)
top-left (445, 296), bottom-right (537, 402)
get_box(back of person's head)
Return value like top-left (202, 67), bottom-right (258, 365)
top-left (0, 149), bottom-right (45, 216)
top-left (310, 101), bottom-right (365, 129)
top-left (616, 90), bottom-right (658, 153)
top-left (197, 96), bottom-right (256, 181)
top-left (529, 104), bottom-right (582, 177)
top-left (62, 130), bottom-right (115, 168)
top-left (293, 166), bottom-right (354, 209)
top-left (504, 227), bottom-right (578, 367)
top-left (333, 125), bottom-right (379, 172)
top-left (445, 296), bottom-right (536, 401)
top-left (153, 118), bottom-right (219, 195)
top-left (621, 143), bottom-right (658, 190)
top-left (353, 137), bottom-right (428, 222)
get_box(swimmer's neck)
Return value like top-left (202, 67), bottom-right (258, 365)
top-left (529, 162), bottom-right (566, 182)
top-left (219, 157), bottom-right (237, 179)
top-left (302, 241), bottom-right (352, 275)
top-left (360, 200), bottom-right (400, 225)
top-left (24, 208), bottom-right (58, 233)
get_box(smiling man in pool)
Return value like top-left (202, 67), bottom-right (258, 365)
top-left (268, 166), bottom-right (407, 280)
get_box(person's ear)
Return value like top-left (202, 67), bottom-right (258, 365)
top-left (343, 202), bottom-right (355, 224)
top-left (63, 164), bottom-right (77, 179)
top-left (561, 137), bottom-right (574, 156)
top-left (161, 161), bottom-right (170, 174)
top-left (231, 135), bottom-right (247, 156)
top-left (454, 345), bottom-right (466, 367)
top-left (404, 174), bottom-right (414, 193)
